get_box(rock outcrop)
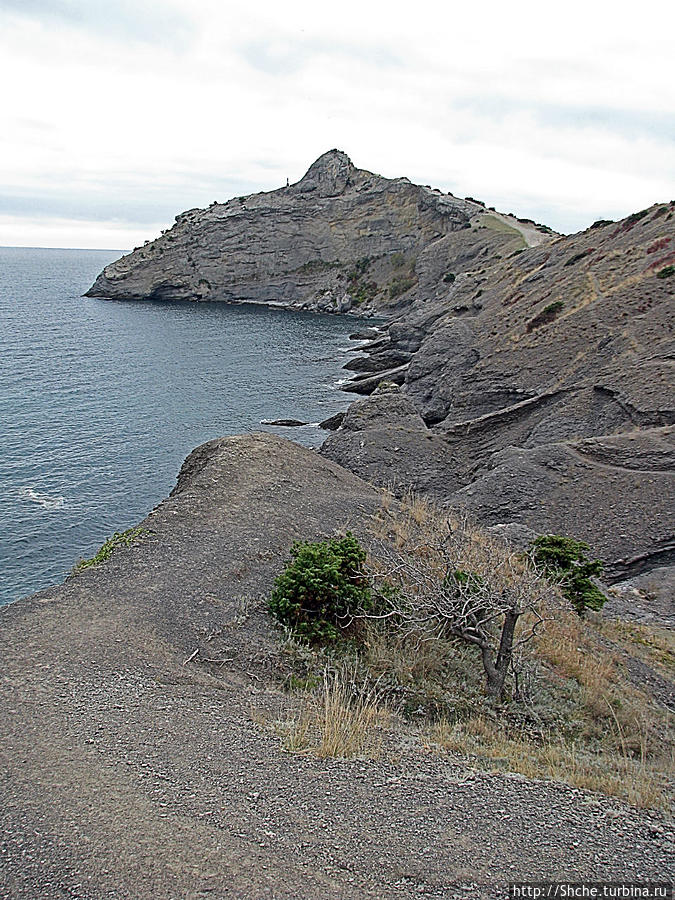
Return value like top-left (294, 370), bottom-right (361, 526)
top-left (86, 150), bottom-right (493, 315)
top-left (322, 203), bottom-right (675, 616)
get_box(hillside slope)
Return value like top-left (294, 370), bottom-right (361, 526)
top-left (322, 203), bottom-right (675, 615)
top-left (86, 150), bottom-right (553, 314)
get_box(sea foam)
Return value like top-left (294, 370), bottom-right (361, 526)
top-left (18, 488), bottom-right (66, 510)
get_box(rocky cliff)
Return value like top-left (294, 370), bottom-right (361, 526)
top-left (86, 150), bottom-right (508, 314)
top-left (322, 203), bottom-right (675, 617)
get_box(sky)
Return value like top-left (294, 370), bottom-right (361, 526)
top-left (0, 0), bottom-right (673, 249)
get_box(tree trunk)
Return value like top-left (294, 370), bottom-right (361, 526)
top-left (482, 608), bottom-right (520, 702)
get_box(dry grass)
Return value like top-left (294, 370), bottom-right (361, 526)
top-left (272, 667), bottom-right (389, 759)
top-left (267, 491), bottom-right (673, 808)
top-left (534, 601), bottom-right (618, 718)
top-left (316, 670), bottom-right (388, 758)
top-left (364, 624), bottom-right (450, 685)
top-left (596, 617), bottom-right (675, 675)
top-left (429, 715), bottom-right (672, 810)
top-left (533, 600), bottom-right (669, 757)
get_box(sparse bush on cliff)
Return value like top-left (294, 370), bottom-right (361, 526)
top-left (266, 497), bottom-right (671, 805)
top-left (525, 300), bottom-right (564, 333)
top-left (388, 274), bottom-right (416, 299)
top-left (564, 248), bottom-right (595, 267)
top-left (366, 508), bottom-right (549, 702)
top-left (72, 526), bottom-right (149, 573)
top-left (530, 534), bottom-right (605, 616)
top-left (656, 265), bottom-right (675, 278)
top-left (268, 532), bottom-right (373, 643)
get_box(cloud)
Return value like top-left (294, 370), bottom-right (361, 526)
top-left (0, 169), bottom-right (260, 227)
top-left (453, 95), bottom-right (675, 147)
top-left (1, 0), bottom-right (673, 246)
top-left (0, 0), bottom-right (193, 47)
top-left (237, 36), bottom-right (401, 77)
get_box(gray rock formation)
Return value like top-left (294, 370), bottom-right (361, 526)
top-left (86, 149), bottom-right (674, 609)
top-left (86, 150), bottom-right (482, 315)
top-left (322, 203), bottom-right (675, 608)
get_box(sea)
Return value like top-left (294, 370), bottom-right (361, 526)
top-left (0, 246), bottom-right (362, 607)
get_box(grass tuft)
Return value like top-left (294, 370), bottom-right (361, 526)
top-left (72, 527), bottom-right (149, 573)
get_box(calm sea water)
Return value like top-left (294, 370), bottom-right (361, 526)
top-left (0, 247), bottom-right (360, 606)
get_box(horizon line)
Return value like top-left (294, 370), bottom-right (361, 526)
top-left (0, 244), bottom-right (127, 253)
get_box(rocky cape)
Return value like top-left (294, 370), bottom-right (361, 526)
top-left (86, 149), bottom-right (546, 315)
top-left (86, 151), bottom-right (675, 616)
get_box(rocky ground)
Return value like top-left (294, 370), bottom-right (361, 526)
top-left (1, 436), bottom-right (673, 899)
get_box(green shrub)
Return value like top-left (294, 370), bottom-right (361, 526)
top-left (526, 300), bottom-right (564, 333)
top-left (656, 265), bottom-right (674, 279)
top-left (352, 280), bottom-right (378, 305)
top-left (443, 272), bottom-right (456, 283)
top-left (388, 274), bottom-right (416, 299)
top-left (564, 248), bottom-right (594, 267)
top-left (531, 535), bottom-right (605, 616)
top-left (268, 533), bottom-right (372, 643)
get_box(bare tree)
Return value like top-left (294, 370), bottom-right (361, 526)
top-left (366, 511), bottom-right (550, 702)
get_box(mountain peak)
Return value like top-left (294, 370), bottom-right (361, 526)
top-left (295, 149), bottom-right (355, 196)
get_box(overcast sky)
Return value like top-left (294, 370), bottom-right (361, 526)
top-left (1, 0), bottom-right (673, 249)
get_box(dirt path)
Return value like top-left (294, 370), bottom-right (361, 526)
top-left (1, 435), bottom-right (672, 898)
top-left (479, 211), bottom-right (554, 248)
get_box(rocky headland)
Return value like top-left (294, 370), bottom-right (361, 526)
top-left (87, 151), bottom-right (675, 618)
top-left (85, 149), bottom-right (545, 315)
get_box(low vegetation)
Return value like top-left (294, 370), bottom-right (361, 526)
top-left (268, 532), bottom-right (373, 644)
top-left (531, 534), bottom-right (605, 615)
top-left (526, 300), bottom-right (564, 333)
top-left (72, 526), bottom-right (148, 572)
top-left (265, 495), bottom-right (673, 808)
top-left (388, 273), bottom-right (416, 299)
top-left (564, 248), bottom-right (595, 267)
top-left (271, 665), bottom-right (389, 759)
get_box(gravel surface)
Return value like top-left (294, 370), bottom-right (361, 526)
top-left (1, 435), bottom-right (672, 899)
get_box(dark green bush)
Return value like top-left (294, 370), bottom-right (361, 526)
top-left (268, 533), bottom-right (372, 643)
top-left (525, 300), bottom-right (564, 333)
top-left (389, 274), bottom-right (416, 299)
top-left (531, 535), bottom-right (605, 616)
top-left (656, 265), bottom-right (674, 279)
top-left (564, 248), bottom-right (594, 267)
top-left (443, 272), bottom-right (456, 283)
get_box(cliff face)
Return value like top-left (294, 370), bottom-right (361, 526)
top-left (322, 202), bottom-right (675, 616)
top-left (86, 150), bottom-right (496, 314)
